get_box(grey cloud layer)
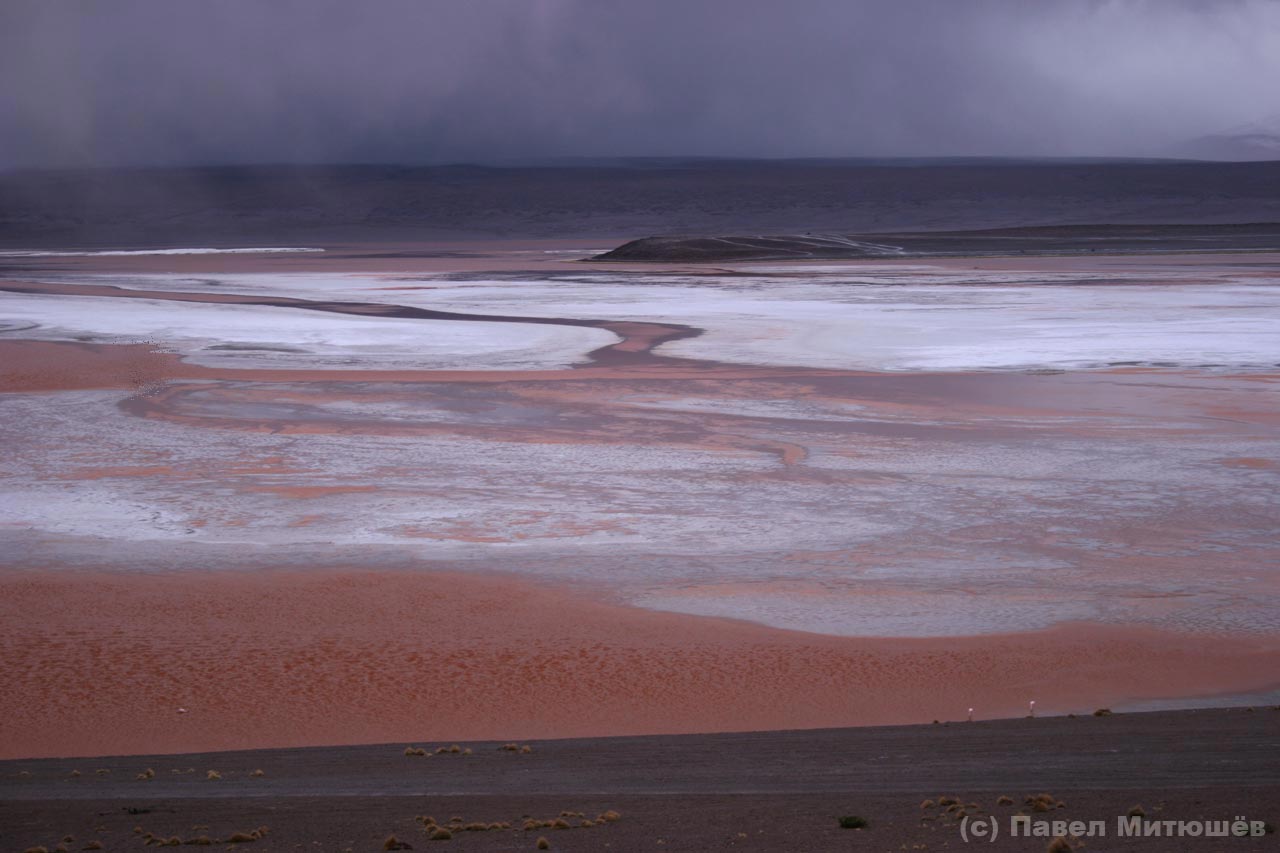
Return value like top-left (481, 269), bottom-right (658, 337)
top-left (2, 0), bottom-right (1278, 168)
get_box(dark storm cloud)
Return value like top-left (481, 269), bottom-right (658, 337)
top-left (1, 0), bottom-right (1277, 168)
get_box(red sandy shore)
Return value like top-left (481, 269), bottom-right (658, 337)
top-left (2, 567), bottom-right (1278, 760)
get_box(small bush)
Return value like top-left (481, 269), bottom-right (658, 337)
top-left (428, 828), bottom-right (452, 840)
top-left (383, 835), bottom-right (412, 850)
top-left (227, 832), bottom-right (257, 843)
top-left (1028, 794), bottom-right (1058, 812)
top-left (599, 810), bottom-right (621, 822)
top-left (1093, 708), bottom-right (1113, 717)
top-left (249, 769), bottom-right (265, 777)
top-left (205, 770), bottom-right (221, 780)
top-left (938, 796), bottom-right (958, 806)
top-left (536, 838), bottom-right (550, 850)
top-left (838, 816), bottom-right (869, 829)
top-left (1126, 805), bottom-right (1145, 818)
top-left (185, 837), bottom-right (212, 846)
top-left (521, 745), bottom-right (533, 753)
top-left (997, 796), bottom-right (1014, 806)
top-left (920, 799), bottom-right (935, 809)
top-left (1047, 837), bottom-right (1073, 853)
top-left (552, 818), bottom-right (570, 829)
top-left (85, 843), bottom-right (104, 851)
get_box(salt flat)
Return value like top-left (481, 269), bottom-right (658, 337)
top-left (10, 264), bottom-right (1279, 372)
top-left (1, 248), bottom-right (1278, 756)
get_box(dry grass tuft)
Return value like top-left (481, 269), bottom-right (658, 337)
top-left (449, 816), bottom-right (462, 824)
top-left (205, 770), bottom-right (221, 780)
top-left (997, 796), bottom-right (1014, 806)
top-left (1027, 793), bottom-right (1059, 812)
top-left (84, 842), bottom-right (104, 850)
top-left (1047, 837), bottom-right (1073, 852)
top-left (185, 837), bottom-right (213, 846)
top-left (137, 768), bottom-right (156, 781)
top-left (523, 820), bottom-right (541, 831)
top-left (521, 745), bottom-right (534, 753)
top-left (552, 818), bottom-right (571, 830)
top-left (938, 796), bottom-right (958, 806)
top-left (227, 832), bottom-right (257, 843)
top-left (1127, 805), bottom-right (1145, 818)
top-left (600, 810), bottom-right (621, 822)
top-left (428, 828), bottom-right (452, 841)
top-left (249, 769), bottom-right (265, 778)
top-left (22, 847), bottom-right (49, 853)
top-left (383, 835), bottom-right (412, 850)
top-left (463, 823), bottom-right (488, 832)
top-left (70, 770), bottom-right (81, 777)
top-left (920, 799), bottom-right (935, 809)
top-left (579, 820), bottom-right (595, 828)
top-left (536, 838), bottom-right (551, 850)
top-left (95, 769), bottom-right (110, 776)
top-left (448, 744), bottom-right (462, 754)
top-left (163, 837), bottom-right (182, 847)
top-left (1093, 708), bottom-right (1113, 717)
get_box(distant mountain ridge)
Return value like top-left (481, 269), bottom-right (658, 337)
top-left (1177, 114), bottom-right (1280, 161)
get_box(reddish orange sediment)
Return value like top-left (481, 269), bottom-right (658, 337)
top-left (1, 567), bottom-right (1277, 760)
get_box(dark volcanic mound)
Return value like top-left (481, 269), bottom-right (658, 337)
top-left (594, 234), bottom-right (906, 262)
top-left (594, 223), bottom-right (1280, 262)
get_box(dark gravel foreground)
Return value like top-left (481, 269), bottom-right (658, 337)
top-left (2, 709), bottom-right (1277, 851)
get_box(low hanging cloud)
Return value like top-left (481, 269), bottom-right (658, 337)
top-left (2, 0), bottom-right (1278, 169)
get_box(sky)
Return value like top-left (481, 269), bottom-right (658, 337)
top-left (2, 0), bottom-right (1279, 169)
